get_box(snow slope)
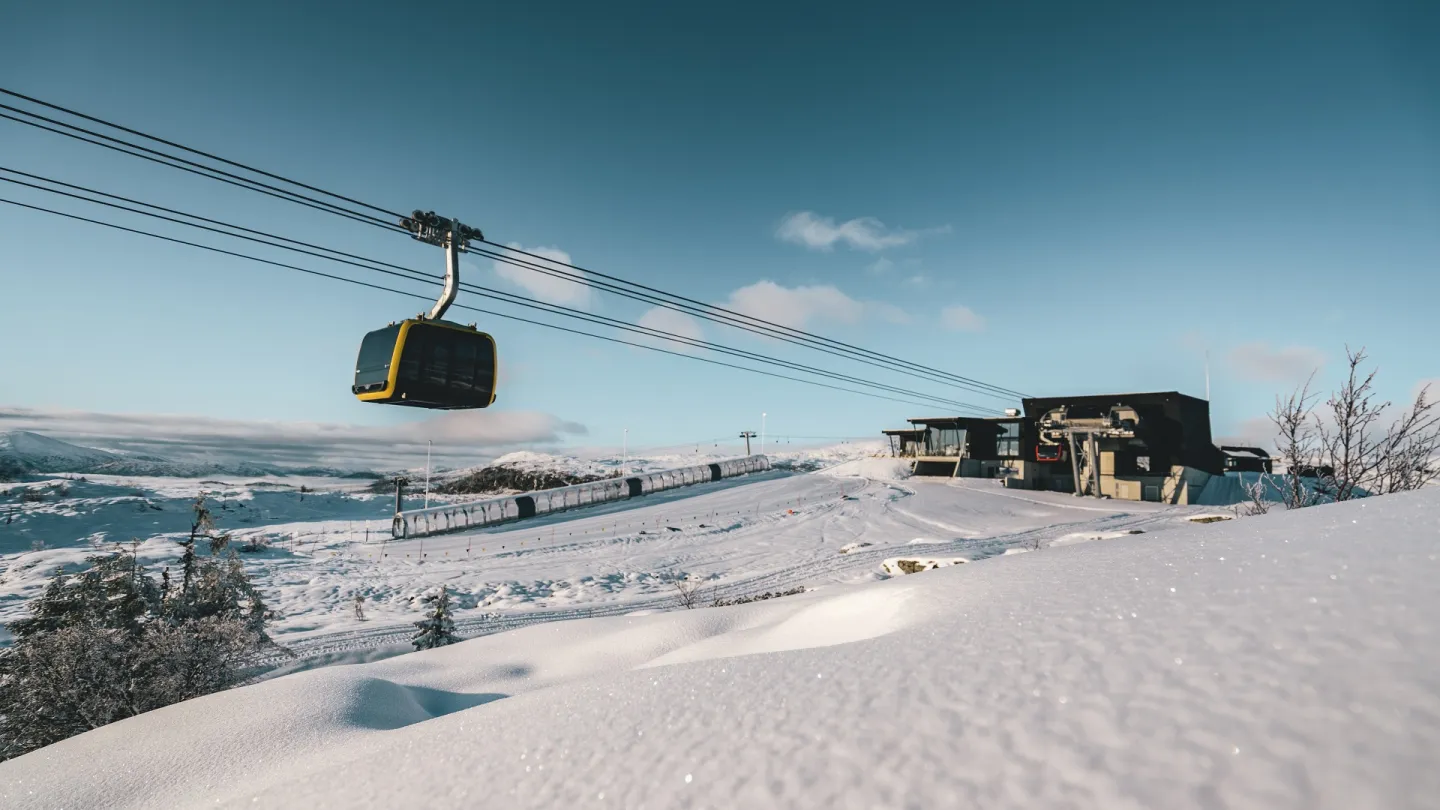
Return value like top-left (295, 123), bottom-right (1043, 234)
top-left (5, 487), bottom-right (1437, 809)
top-left (0, 430), bottom-right (375, 478)
top-left (6, 456), bottom-right (1202, 654)
top-left (0, 431), bottom-right (118, 473)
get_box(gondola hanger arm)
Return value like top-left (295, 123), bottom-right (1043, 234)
top-left (399, 210), bottom-right (482, 321)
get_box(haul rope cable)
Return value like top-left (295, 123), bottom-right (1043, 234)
top-left (0, 107), bottom-right (404, 234)
top-left (0, 169), bottom-right (998, 414)
top-left (0, 87), bottom-right (1027, 400)
top-left (465, 243), bottom-right (1023, 401)
top-left (0, 195), bottom-right (987, 412)
top-left (0, 93), bottom-right (1023, 400)
top-left (0, 87), bottom-right (1025, 400)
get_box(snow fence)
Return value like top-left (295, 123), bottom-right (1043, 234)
top-left (392, 455), bottom-right (771, 539)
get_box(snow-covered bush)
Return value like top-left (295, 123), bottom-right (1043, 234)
top-left (0, 499), bottom-right (276, 761)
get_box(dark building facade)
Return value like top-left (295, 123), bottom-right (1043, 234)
top-left (905, 415), bottom-right (1025, 477)
top-left (891, 392), bottom-right (1226, 504)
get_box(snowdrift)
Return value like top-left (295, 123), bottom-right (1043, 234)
top-left (4, 490), bottom-right (1439, 809)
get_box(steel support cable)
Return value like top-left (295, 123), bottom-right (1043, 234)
top-left (0, 160), bottom-right (996, 404)
top-left (0, 89), bottom-right (1025, 400)
top-left (471, 244), bottom-right (1022, 402)
top-left (0, 178), bottom-right (993, 413)
top-left (481, 239), bottom-right (1031, 400)
top-left (0, 106), bottom-right (406, 234)
top-left (0, 165), bottom-right (409, 267)
top-left (0, 86), bottom-right (408, 221)
top-left (0, 195), bottom-right (968, 411)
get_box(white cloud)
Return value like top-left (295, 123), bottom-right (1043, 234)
top-left (0, 407), bottom-right (587, 471)
top-left (723, 281), bottom-right (911, 331)
top-left (635, 307), bottom-right (705, 353)
top-left (903, 275), bottom-right (929, 287)
top-left (775, 211), bottom-right (949, 253)
top-left (490, 243), bottom-right (595, 309)
top-left (1228, 343), bottom-right (1326, 383)
top-left (725, 281), bottom-right (863, 329)
top-left (940, 305), bottom-right (986, 332)
top-left (1218, 417), bottom-right (1279, 448)
top-left (866, 257), bottom-right (895, 275)
top-left (869, 302), bottom-right (912, 325)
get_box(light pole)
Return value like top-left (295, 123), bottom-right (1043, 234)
top-left (761, 412), bottom-right (767, 454)
top-left (622, 428), bottom-right (628, 476)
top-left (424, 439), bottom-right (432, 509)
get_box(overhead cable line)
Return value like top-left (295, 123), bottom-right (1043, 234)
top-left (466, 243), bottom-right (1022, 402)
top-left (0, 193), bottom-right (992, 414)
top-left (0, 169), bottom-right (997, 414)
top-left (0, 87), bottom-right (1028, 400)
top-left (481, 240), bottom-right (1030, 400)
top-left (0, 106), bottom-right (1009, 402)
top-left (0, 106), bottom-right (405, 234)
top-left (0, 86), bottom-right (407, 221)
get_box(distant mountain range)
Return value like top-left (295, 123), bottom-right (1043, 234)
top-left (0, 431), bottom-right (381, 480)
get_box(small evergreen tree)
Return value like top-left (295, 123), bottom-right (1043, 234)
top-left (411, 586), bottom-right (460, 651)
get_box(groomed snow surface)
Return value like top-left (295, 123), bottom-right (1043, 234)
top-left (3, 475), bottom-right (1438, 808)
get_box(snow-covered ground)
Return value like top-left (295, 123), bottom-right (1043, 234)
top-left (2, 443), bottom-right (1222, 657)
top-left (4, 482), bottom-right (1437, 809)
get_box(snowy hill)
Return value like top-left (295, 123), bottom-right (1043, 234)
top-left (0, 430), bottom-right (119, 474)
top-left (0, 430), bottom-right (370, 479)
top-left (4, 486), bottom-right (1437, 809)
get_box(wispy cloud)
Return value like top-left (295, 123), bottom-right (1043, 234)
top-left (939, 304), bottom-right (986, 332)
top-left (0, 407), bottom-right (587, 471)
top-left (869, 302), bottom-right (912, 325)
top-left (487, 243), bottom-right (595, 309)
top-left (725, 281), bottom-right (909, 330)
top-left (1414, 378), bottom-right (1440, 402)
top-left (1218, 416), bottom-right (1279, 448)
top-left (634, 306), bottom-right (705, 353)
top-left (1228, 343), bottom-right (1325, 383)
top-left (776, 211), bottom-right (949, 253)
top-left (866, 257), bottom-right (895, 275)
top-left (726, 281), bottom-right (863, 328)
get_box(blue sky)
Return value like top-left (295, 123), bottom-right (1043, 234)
top-left (1, 0), bottom-right (1436, 464)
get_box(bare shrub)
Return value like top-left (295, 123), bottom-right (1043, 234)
top-left (1269, 348), bottom-right (1439, 507)
top-left (1315, 348), bottom-right (1440, 502)
top-left (672, 577), bottom-right (706, 609)
top-left (1371, 384), bottom-right (1440, 494)
top-left (1236, 476), bottom-right (1274, 517)
top-left (1271, 374), bottom-right (1323, 509)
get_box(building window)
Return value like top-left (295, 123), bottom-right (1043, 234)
top-left (995, 421), bottom-right (1021, 458)
top-left (926, 426), bottom-right (967, 457)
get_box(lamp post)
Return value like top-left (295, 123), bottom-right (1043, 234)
top-left (424, 439), bottom-right (432, 508)
top-left (622, 428), bottom-right (628, 477)
top-left (761, 412), bottom-right (767, 454)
